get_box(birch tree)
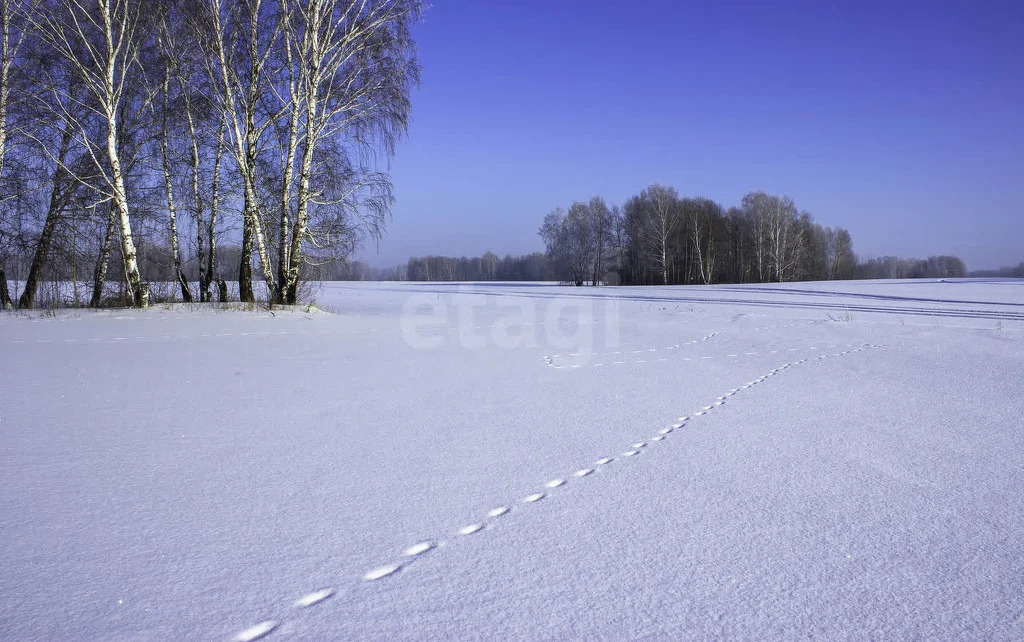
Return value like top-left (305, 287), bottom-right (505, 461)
top-left (740, 192), bottom-right (771, 282)
top-left (643, 184), bottom-right (681, 285)
top-left (0, 0), bottom-right (22, 184)
top-left (156, 4), bottom-right (221, 302)
top-left (158, 59), bottom-right (192, 301)
top-left (30, 0), bottom-right (151, 306)
top-left (767, 195), bottom-right (802, 281)
top-left (589, 196), bottom-right (611, 285)
top-left (194, 0), bottom-right (282, 303)
top-left (18, 108), bottom-right (85, 308)
top-left (687, 197), bottom-right (718, 285)
top-left (831, 227), bottom-right (856, 279)
top-left (0, 0), bottom-right (29, 309)
top-left (274, 0), bottom-right (423, 304)
top-left (207, 114), bottom-right (227, 301)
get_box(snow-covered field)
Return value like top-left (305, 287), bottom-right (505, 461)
top-left (2, 279), bottom-right (1023, 640)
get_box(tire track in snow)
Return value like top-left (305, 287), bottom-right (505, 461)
top-left (544, 341), bottom-right (866, 369)
top-left (539, 320), bottom-right (817, 369)
top-left (3, 327), bottom-right (379, 346)
top-left (542, 331), bottom-right (718, 368)
top-left (228, 342), bottom-right (885, 640)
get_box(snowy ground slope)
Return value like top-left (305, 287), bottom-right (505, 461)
top-left (1, 279), bottom-right (1023, 640)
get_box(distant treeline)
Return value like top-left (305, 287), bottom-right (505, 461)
top-left (332, 250), bottom-right (969, 285)
top-left (293, 184), bottom-right (982, 285)
top-left (856, 255), bottom-right (967, 280)
top-left (537, 185), bottom-right (967, 285)
top-left (335, 253), bottom-right (557, 282)
top-left (967, 263), bottom-right (1024, 278)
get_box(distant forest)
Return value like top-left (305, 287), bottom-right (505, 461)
top-left (341, 185), bottom-right (973, 285)
top-left (967, 263), bottom-right (1024, 278)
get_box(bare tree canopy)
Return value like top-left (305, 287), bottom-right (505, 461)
top-left (538, 185), bottom-right (965, 287)
top-left (0, 0), bottom-right (425, 309)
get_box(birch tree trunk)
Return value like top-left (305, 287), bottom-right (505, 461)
top-left (172, 41), bottom-right (207, 302)
top-left (283, 95), bottom-right (316, 304)
top-left (661, 237), bottom-right (668, 285)
top-left (704, 224), bottom-right (714, 284)
top-left (755, 211), bottom-right (767, 282)
top-left (106, 107), bottom-right (144, 306)
top-left (0, 0), bottom-right (24, 309)
top-left (100, 1), bottom-right (144, 307)
top-left (238, 204), bottom-right (254, 302)
top-left (20, 122), bottom-right (75, 308)
top-left (203, 0), bottom-right (278, 303)
top-left (693, 215), bottom-right (706, 285)
top-left (275, 20), bottom-right (301, 303)
top-left (0, 269), bottom-right (9, 309)
top-left (186, 103), bottom-right (207, 301)
top-left (90, 205), bottom-right (117, 307)
top-left (648, 187), bottom-right (677, 285)
top-left (0, 0), bottom-right (16, 182)
top-left (206, 116), bottom-right (226, 301)
top-left (161, 67), bottom-right (192, 302)
top-left (691, 204), bottom-right (715, 285)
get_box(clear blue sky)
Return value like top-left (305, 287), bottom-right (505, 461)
top-left (357, 0), bottom-right (1023, 270)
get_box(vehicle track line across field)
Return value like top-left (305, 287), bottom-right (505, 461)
top-left (544, 342), bottom-right (869, 369)
top-left (1, 327), bottom-right (380, 345)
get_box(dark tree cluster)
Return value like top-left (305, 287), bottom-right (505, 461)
top-left (0, 0), bottom-right (425, 310)
top-left (855, 255), bottom-right (967, 280)
top-left (967, 262), bottom-right (1024, 278)
top-left (400, 252), bottom-right (554, 282)
top-left (540, 186), bottom-right (858, 286)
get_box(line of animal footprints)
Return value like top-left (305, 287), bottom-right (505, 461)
top-left (544, 342), bottom-right (870, 369)
top-left (231, 342), bottom-right (884, 641)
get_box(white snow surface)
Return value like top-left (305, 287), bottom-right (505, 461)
top-left (2, 278), bottom-right (1024, 640)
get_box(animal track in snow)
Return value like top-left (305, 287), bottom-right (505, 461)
top-left (364, 565), bottom-right (400, 581)
top-left (404, 542), bottom-right (434, 556)
top-left (233, 621), bottom-right (277, 642)
top-left (295, 588), bottom-right (334, 608)
top-left (231, 341), bottom-right (886, 640)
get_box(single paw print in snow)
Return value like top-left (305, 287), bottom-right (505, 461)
top-left (295, 588), bottom-right (333, 608)
top-left (233, 621), bottom-right (277, 642)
